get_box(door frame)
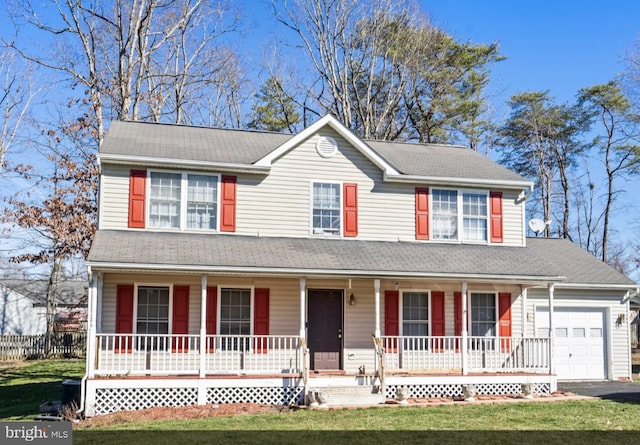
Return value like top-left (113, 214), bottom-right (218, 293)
top-left (307, 288), bottom-right (344, 371)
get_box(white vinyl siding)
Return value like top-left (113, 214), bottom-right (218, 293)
top-left (98, 131), bottom-right (526, 245)
top-left (526, 288), bottom-right (630, 380)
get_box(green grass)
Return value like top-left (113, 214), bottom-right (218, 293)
top-left (74, 401), bottom-right (640, 445)
top-left (3, 361), bottom-right (640, 444)
top-left (0, 359), bottom-right (85, 420)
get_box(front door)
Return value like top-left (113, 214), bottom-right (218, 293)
top-left (307, 289), bottom-right (343, 370)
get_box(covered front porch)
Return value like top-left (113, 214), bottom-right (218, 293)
top-left (83, 273), bottom-right (561, 415)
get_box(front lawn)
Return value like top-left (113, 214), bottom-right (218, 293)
top-left (0, 359), bottom-right (85, 420)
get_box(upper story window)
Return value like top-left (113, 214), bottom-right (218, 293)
top-left (432, 189), bottom-right (488, 242)
top-left (148, 171), bottom-right (218, 230)
top-left (312, 182), bottom-right (341, 236)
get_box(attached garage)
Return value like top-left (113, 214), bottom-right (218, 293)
top-left (536, 307), bottom-right (607, 380)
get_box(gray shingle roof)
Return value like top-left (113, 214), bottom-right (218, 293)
top-left (87, 231), bottom-right (634, 286)
top-left (101, 121), bottom-right (293, 164)
top-left (100, 120), bottom-right (529, 183)
top-left (366, 140), bottom-right (526, 183)
top-left (0, 280), bottom-right (88, 306)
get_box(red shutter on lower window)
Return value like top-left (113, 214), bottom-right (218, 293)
top-left (343, 183), bottom-right (358, 237)
top-left (498, 293), bottom-right (512, 352)
top-left (116, 285), bottom-right (134, 353)
top-left (128, 170), bottom-right (146, 228)
top-left (415, 187), bottom-right (430, 240)
top-left (172, 286), bottom-right (190, 353)
top-left (384, 290), bottom-right (399, 353)
top-left (454, 292), bottom-right (464, 352)
top-left (431, 291), bottom-right (445, 352)
top-left (490, 191), bottom-right (503, 243)
top-left (253, 288), bottom-right (270, 353)
top-left (206, 287), bottom-right (217, 352)
top-left (220, 175), bottom-right (237, 232)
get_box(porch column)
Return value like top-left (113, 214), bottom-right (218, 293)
top-left (374, 279), bottom-right (381, 337)
top-left (199, 275), bottom-right (207, 378)
top-left (461, 281), bottom-right (468, 376)
top-left (96, 272), bottom-right (103, 334)
top-left (548, 283), bottom-right (555, 375)
top-left (86, 269), bottom-right (98, 378)
top-left (521, 287), bottom-right (528, 337)
top-left (299, 278), bottom-right (306, 340)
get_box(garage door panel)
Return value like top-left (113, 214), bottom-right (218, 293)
top-left (536, 307), bottom-right (606, 380)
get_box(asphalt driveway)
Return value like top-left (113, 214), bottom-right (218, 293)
top-left (558, 381), bottom-right (640, 402)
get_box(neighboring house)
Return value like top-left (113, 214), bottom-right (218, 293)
top-left (83, 115), bottom-right (638, 416)
top-left (0, 280), bottom-right (88, 335)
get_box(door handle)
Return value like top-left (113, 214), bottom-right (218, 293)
top-left (338, 328), bottom-right (342, 339)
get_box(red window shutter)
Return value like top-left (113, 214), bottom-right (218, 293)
top-left (415, 187), bottom-right (430, 240)
top-left (343, 183), bottom-right (358, 237)
top-left (431, 291), bottom-right (445, 352)
top-left (116, 285), bottom-right (134, 353)
top-left (454, 292), bottom-right (464, 352)
top-left (498, 293), bottom-right (512, 352)
top-left (206, 286), bottom-right (217, 352)
top-left (220, 175), bottom-right (237, 232)
top-left (384, 290), bottom-right (399, 352)
top-left (172, 286), bottom-right (190, 352)
top-left (253, 288), bottom-right (270, 353)
top-left (128, 170), bottom-right (146, 228)
top-left (490, 191), bottom-right (503, 243)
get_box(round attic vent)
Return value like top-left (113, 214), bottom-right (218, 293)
top-left (316, 135), bottom-right (338, 158)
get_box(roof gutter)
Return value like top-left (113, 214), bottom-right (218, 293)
top-left (98, 153), bottom-right (271, 175)
top-left (383, 172), bottom-right (533, 190)
top-left (86, 260), bottom-right (565, 284)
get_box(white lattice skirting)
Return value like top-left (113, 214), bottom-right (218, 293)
top-left (85, 378), bottom-right (304, 416)
top-left (384, 382), bottom-right (551, 399)
top-left (84, 374), bottom-right (555, 416)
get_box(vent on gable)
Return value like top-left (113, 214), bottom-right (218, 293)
top-left (316, 136), bottom-right (338, 158)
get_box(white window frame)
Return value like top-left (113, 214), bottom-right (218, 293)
top-left (146, 170), bottom-right (220, 232)
top-left (399, 289), bottom-right (432, 337)
top-left (132, 283), bottom-right (174, 338)
top-left (309, 180), bottom-right (343, 237)
top-left (217, 285), bottom-right (255, 336)
top-left (468, 291), bottom-right (498, 338)
top-left (430, 188), bottom-right (489, 244)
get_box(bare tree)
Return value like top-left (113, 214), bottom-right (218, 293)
top-left (0, 49), bottom-right (36, 169)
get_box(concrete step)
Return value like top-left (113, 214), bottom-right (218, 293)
top-left (306, 385), bottom-right (385, 406)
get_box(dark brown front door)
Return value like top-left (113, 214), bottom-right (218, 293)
top-left (307, 289), bottom-right (343, 370)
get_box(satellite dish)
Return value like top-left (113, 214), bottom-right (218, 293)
top-left (528, 218), bottom-right (547, 235)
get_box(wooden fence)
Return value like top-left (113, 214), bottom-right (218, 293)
top-left (0, 333), bottom-right (86, 361)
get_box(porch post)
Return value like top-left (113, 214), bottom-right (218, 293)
top-left (374, 279), bottom-right (381, 337)
top-left (95, 272), bottom-right (103, 334)
top-left (548, 283), bottom-right (555, 376)
top-left (461, 281), bottom-right (468, 376)
top-left (86, 269), bottom-right (98, 379)
top-left (199, 275), bottom-right (207, 378)
top-left (299, 278), bottom-right (306, 339)
top-left (521, 286), bottom-right (528, 337)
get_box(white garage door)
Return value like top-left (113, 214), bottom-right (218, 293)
top-left (536, 307), bottom-right (606, 380)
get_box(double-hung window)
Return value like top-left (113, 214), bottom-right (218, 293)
top-left (219, 288), bottom-right (251, 350)
top-left (149, 171), bottom-right (218, 230)
top-left (432, 189), bottom-right (489, 242)
top-left (136, 286), bottom-right (170, 350)
top-left (402, 291), bottom-right (429, 337)
top-left (470, 292), bottom-right (496, 350)
top-left (312, 182), bottom-right (341, 236)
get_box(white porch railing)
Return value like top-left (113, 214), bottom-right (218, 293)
top-left (95, 334), bottom-right (301, 376)
top-left (380, 336), bottom-right (550, 374)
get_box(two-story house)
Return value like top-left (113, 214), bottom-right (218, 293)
top-left (83, 115), bottom-right (637, 416)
